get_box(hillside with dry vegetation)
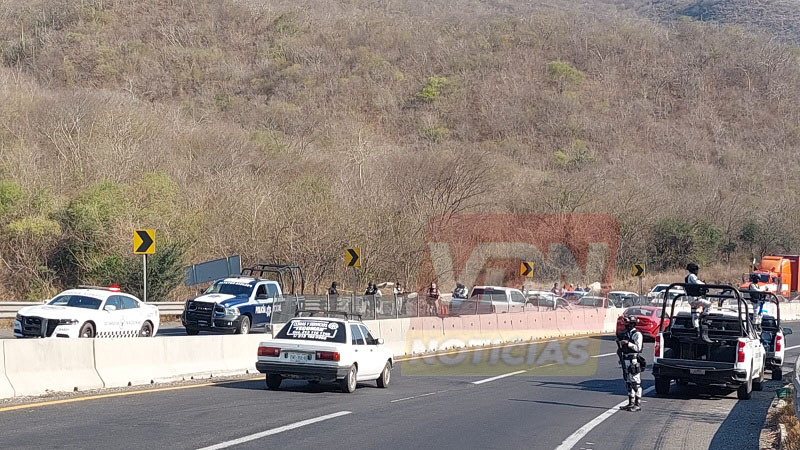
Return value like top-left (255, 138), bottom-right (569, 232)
top-left (0, 0), bottom-right (799, 299)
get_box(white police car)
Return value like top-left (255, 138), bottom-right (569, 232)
top-left (256, 314), bottom-right (393, 393)
top-left (14, 286), bottom-right (160, 338)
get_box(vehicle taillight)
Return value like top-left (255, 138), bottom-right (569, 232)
top-left (258, 346), bottom-right (281, 357)
top-left (776, 335), bottom-right (783, 352)
top-left (654, 334), bottom-right (661, 358)
top-left (315, 351), bottom-right (340, 361)
top-left (737, 340), bottom-right (746, 363)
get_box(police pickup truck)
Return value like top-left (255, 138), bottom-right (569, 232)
top-left (653, 283), bottom-right (766, 400)
top-left (182, 263), bottom-right (305, 335)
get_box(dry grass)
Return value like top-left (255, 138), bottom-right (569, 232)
top-left (0, 0), bottom-right (798, 297)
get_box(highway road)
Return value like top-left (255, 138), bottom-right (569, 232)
top-left (2, 324), bottom-right (798, 450)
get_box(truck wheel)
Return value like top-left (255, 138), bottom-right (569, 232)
top-left (737, 374), bottom-right (753, 400)
top-left (655, 377), bottom-right (671, 396)
top-left (772, 368), bottom-right (783, 381)
top-left (236, 316), bottom-right (251, 335)
top-left (676, 380), bottom-right (689, 387)
top-left (186, 328), bottom-right (199, 336)
top-left (265, 374), bottom-right (282, 390)
top-left (340, 366), bottom-right (357, 393)
top-left (79, 322), bottom-right (95, 338)
top-left (376, 361), bottom-right (391, 388)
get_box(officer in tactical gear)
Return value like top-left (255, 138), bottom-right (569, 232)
top-left (617, 315), bottom-right (644, 411)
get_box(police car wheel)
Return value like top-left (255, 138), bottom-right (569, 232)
top-left (236, 316), bottom-right (251, 335)
top-left (79, 322), bottom-right (95, 338)
top-left (376, 361), bottom-right (391, 388)
top-left (341, 366), bottom-right (357, 393)
top-left (186, 328), bottom-right (199, 336)
top-left (266, 374), bottom-right (282, 390)
top-left (139, 321), bottom-right (153, 337)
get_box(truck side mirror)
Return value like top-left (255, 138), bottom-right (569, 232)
top-left (784, 328), bottom-right (793, 335)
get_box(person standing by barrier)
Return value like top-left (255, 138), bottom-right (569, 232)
top-left (426, 283), bottom-right (441, 316)
top-left (393, 281), bottom-right (405, 315)
top-left (328, 282), bottom-right (339, 312)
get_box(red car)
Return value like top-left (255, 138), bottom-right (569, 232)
top-left (616, 306), bottom-right (670, 340)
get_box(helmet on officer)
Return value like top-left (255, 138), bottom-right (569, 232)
top-left (623, 315), bottom-right (639, 329)
top-left (749, 273), bottom-right (760, 284)
top-left (686, 263), bottom-right (699, 274)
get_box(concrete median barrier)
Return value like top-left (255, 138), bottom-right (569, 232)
top-left (603, 308), bottom-right (621, 333)
top-left (583, 308), bottom-right (604, 333)
top-left (568, 309), bottom-right (587, 334)
top-left (4, 338), bottom-right (103, 397)
top-left (0, 341), bottom-right (13, 398)
top-left (539, 310), bottom-right (560, 338)
top-left (496, 313), bottom-right (516, 341)
top-left (441, 316), bottom-right (466, 349)
top-left (478, 314), bottom-right (500, 343)
top-left (555, 310), bottom-right (577, 336)
top-left (378, 318), bottom-right (409, 356)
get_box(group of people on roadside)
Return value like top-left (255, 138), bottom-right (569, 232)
top-left (550, 282), bottom-right (591, 296)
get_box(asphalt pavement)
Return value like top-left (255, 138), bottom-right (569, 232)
top-left (2, 324), bottom-right (798, 449)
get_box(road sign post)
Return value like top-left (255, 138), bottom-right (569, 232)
top-left (520, 261), bottom-right (534, 278)
top-left (632, 263), bottom-right (645, 296)
top-left (134, 230), bottom-right (155, 302)
top-left (345, 247), bottom-right (361, 313)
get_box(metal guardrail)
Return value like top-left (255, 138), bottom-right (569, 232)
top-left (0, 302), bottom-right (186, 319)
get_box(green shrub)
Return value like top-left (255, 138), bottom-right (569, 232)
top-left (416, 75), bottom-right (450, 102)
top-left (547, 60), bottom-right (585, 92)
top-left (0, 180), bottom-right (23, 218)
top-left (5, 216), bottom-right (61, 238)
top-left (420, 125), bottom-right (451, 143)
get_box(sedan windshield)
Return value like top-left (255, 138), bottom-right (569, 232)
top-left (204, 281), bottom-right (253, 296)
top-left (49, 295), bottom-right (102, 310)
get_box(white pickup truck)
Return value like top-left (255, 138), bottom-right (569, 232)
top-left (450, 286), bottom-right (528, 315)
top-left (652, 283), bottom-right (766, 400)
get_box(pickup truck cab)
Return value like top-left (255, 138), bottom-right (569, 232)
top-left (653, 283), bottom-right (766, 400)
top-left (256, 312), bottom-right (393, 393)
top-left (182, 277), bottom-right (281, 335)
top-left (451, 286), bottom-right (527, 315)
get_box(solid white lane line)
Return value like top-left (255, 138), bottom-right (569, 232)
top-left (554, 386), bottom-right (655, 450)
top-left (591, 352), bottom-right (617, 358)
top-left (472, 370), bottom-right (527, 385)
top-left (784, 344), bottom-right (800, 351)
top-left (390, 392), bottom-right (438, 403)
top-left (196, 411), bottom-right (352, 450)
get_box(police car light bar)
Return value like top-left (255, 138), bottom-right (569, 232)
top-left (77, 285), bottom-right (122, 292)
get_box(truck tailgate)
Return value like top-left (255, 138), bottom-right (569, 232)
top-left (656, 358), bottom-right (734, 371)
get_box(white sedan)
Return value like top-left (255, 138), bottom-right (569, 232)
top-left (256, 315), bottom-right (393, 393)
top-left (14, 286), bottom-right (160, 338)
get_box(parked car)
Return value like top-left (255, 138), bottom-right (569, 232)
top-left (576, 296), bottom-right (611, 308)
top-left (14, 286), bottom-right (160, 338)
top-left (615, 306), bottom-right (669, 340)
top-left (608, 291), bottom-right (642, 308)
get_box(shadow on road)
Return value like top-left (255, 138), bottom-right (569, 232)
top-left (211, 377), bottom-right (378, 394)
top-left (708, 371), bottom-right (792, 450)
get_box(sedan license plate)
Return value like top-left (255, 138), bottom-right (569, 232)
top-left (288, 352), bottom-right (310, 363)
top-left (689, 369), bottom-right (705, 375)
